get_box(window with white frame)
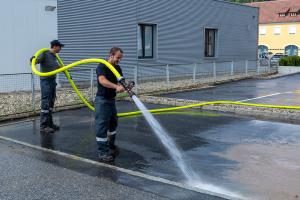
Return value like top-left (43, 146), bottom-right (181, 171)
top-left (289, 26), bottom-right (296, 34)
top-left (259, 26), bottom-right (266, 35)
top-left (138, 24), bottom-right (155, 59)
top-left (205, 28), bottom-right (217, 57)
top-left (273, 26), bottom-right (281, 35)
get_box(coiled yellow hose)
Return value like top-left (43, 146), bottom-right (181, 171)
top-left (31, 48), bottom-right (300, 118)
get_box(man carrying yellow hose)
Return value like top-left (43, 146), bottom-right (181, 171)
top-left (31, 40), bottom-right (64, 133)
top-left (95, 47), bottom-right (126, 162)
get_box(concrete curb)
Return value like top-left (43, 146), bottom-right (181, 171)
top-left (257, 72), bottom-right (300, 80)
top-left (136, 96), bottom-right (300, 124)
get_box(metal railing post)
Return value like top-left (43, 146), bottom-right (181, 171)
top-left (31, 73), bottom-right (35, 112)
top-left (231, 61), bottom-right (234, 76)
top-left (245, 60), bottom-right (248, 76)
top-left (90, 68), bottom-right (94, 102)
top-left (134, 65), bottom-right (138, 94)
top-left (257, 59), bottom-right (260, 75)
top-left (213, 61), bottom-right (216, 82)
top-left (166, 64), bottom-right (170, 88)
top-left (268, 57), bottom-right (271, 73)
top-left (193, 63), bottom-right (196, 82)
top-left (57, 73), bottom-right (61, 88)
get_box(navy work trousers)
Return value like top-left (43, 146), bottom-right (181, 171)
top-left (94, 96), bottom-right (118, 153)
top-left (40, 78), bottom-right (57, 128)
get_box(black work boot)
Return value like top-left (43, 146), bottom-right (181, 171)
top-left (49, 110), bottom-right (60, 131)
top-left (97, 141), bottom-right (114, 162)
top-left (40, 126), bottom-right (55, 133)
top-left (50, 124), bottom-right (60, 131)
top-left (108, 135), bottom-right (119, 157)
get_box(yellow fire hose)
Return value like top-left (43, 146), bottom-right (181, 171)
top-left (31, 48), bottom-right (123, 112)
top-left (31, 48), bottom-right (300, 118)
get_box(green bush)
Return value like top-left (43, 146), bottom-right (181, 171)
top-left (279, 56), bottom-right (300, 66)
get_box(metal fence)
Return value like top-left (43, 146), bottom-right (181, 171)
top-left (0, 59), bottom-right (277, 118)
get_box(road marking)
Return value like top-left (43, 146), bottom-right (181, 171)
top-left (238, 91), bottom-right (294, 102)
top-left (0, 135), bottom-right (242, 200)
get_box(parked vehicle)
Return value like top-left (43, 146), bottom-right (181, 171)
top-left (270, 53), bottom-right (288, 65)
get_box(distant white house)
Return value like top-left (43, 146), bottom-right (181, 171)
top-left (1, 0), bottom-right (57, 75)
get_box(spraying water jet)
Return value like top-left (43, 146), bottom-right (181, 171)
top-left (31, 48), bottom-right (245, 198)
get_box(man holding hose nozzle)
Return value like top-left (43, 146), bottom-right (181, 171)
top-left (95, 47), bottom-right (134, 162)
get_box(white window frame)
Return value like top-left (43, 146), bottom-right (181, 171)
top-left (204, 28), bottom-right (218, 58)
top-left (290, 12), bottom-right (297, 17)
top-left (259, 26), bottom-right (266, 35)
top-left (289, 26), bottom-right (296, 34)
top-left (273, 26), bottom-right (281, 35)
top-left (138, 23), bottom-right (157, 59)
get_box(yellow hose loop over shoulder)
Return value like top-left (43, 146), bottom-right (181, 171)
top-left (31, 48), bottom-right (122, 79)
top-left (31, 48), bottom-right (124, 112)
top-left (31, 48), bottom-right (96, 111)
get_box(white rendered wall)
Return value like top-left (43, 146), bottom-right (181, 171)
top-left (0, 0), bottom-right (57, 74)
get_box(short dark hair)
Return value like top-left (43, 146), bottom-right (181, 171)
top-left (50, 40), bottom-right (64, 48)
top-left (109, 47), bottom-right (123, 56)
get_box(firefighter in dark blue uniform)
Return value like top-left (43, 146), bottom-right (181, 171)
top-left (31, 40), bottom-right (64, 133)
top-left (95, 47), bottom-right (126, 162)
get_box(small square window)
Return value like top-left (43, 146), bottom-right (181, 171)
top-left (259, 27), bottom-right (266, 35)
top-left (273, 26), bottom-right (281, 35)
top-left (289, 26), bottom-right (296, 34)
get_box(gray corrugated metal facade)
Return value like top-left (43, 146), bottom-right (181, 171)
top-left (57, 0), bottom-right (258, 68)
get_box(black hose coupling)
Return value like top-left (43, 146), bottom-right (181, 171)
top-left (118, 77), bottom-right (135, 97)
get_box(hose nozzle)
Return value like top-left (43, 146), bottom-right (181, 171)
top-left (118, 77), bottom-right (135, 97)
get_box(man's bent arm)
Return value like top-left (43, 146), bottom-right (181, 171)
top-left (98, 75), bottom-right (119, 89)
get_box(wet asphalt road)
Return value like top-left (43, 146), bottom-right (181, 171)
top-left (1, 101), bottom-right (300, 200)
top-left (161, 73), bottom-right (300, 106)
top-left (0, 140), bottom-right (169, 200)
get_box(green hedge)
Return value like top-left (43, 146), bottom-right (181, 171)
top-left (279, 56), bottom-right (300, 66)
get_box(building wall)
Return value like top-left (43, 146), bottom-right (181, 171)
top-left (259, 22), bottom-right (300, 56)
top-left (0, 0), bottom-right (57, 75)
top-left (136, 0), bottom-right (258, 65)
top-left (57, 0), bottom-right (258, 68)
top-left (57, 0), bottom-right (137, 68)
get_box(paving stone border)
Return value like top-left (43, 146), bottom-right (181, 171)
top-left (2, 71), bottom-right (297, 123)
top-left (0, 73), bottom-right (258, 119)
top-left (133, 96), bottom-right (300, 124)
